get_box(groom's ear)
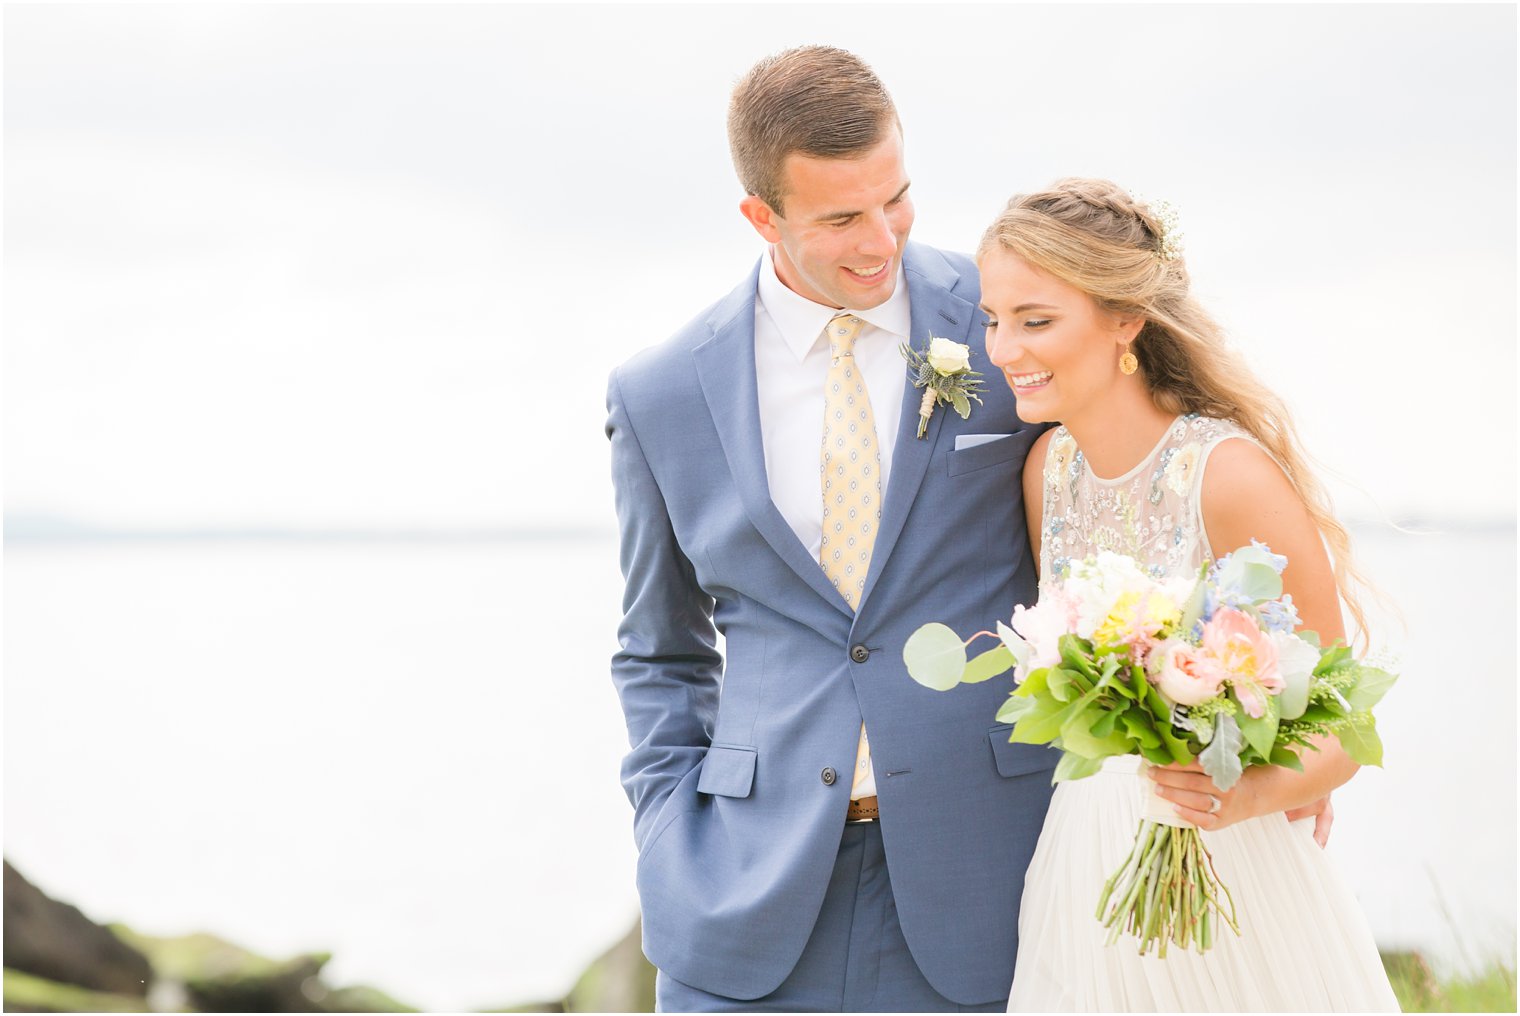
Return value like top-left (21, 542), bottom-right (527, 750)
top-left (739, 195), bottom-right (784, 243)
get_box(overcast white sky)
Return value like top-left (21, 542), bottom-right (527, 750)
top-left (5, 4), bottom-right (1515, 531)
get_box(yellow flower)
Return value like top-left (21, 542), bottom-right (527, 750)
top-left (1091, 589), bottom-right (1182, 649)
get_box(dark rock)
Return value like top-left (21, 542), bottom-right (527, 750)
top-left (2, 861), bottom-right (153, 997)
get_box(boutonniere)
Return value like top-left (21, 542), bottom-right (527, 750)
top-left (900, 336), bottom-right (986, 438)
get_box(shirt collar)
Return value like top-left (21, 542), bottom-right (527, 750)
top-left (756, 247), bottom-right (912, 363)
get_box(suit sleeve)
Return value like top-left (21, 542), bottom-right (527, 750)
top-left (605, 367), bottom-right (722, 851)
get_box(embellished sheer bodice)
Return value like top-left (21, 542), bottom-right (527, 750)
top-left (1038, 413), bottom-right (1258, 589)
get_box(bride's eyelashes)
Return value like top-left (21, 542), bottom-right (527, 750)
top-left (1024, 319), bottom-right (1052, 329)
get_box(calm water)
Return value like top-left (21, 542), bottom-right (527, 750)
top-left (4, 525), bottom-right (1513, 1009)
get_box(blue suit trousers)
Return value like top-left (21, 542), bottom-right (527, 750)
top-left (655, 822), bottom-right (1009, 1013)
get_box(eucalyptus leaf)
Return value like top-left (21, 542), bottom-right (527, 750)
top-left (962, 645), bottom-right (1015, 685)
top-left (1199, 712), bottom-right (1245, 791)
top-left (995, 620), bottom-right (1031, 677)
top-left (1345, 667), bottom-right (1398, 711)
top-left (1053, 751), bottom-right (1105, 783)
top-left (951, 391), bottom-right (971, 418)
top-left (1178, 572), bottom-right (1209, 633)
top-left (903, 623), bottom-right (968, 691)
top-left (1336, 717), bottom-right (1384, 766)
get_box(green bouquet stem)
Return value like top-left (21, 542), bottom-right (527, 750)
top-left (1095, 820), bottom-right (1240, 957)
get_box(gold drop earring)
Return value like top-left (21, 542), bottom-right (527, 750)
top-left (1119, 345), bottom-right (1138, 375)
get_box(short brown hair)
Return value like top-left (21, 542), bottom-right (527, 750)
top-left (727, 46), bottom-right (899, 215)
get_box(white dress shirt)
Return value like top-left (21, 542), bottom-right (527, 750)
top-left (754, 249), bottom-right (910, 563)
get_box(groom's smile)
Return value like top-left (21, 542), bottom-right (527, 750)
top-left (739, 128), bottom-right (914, 311)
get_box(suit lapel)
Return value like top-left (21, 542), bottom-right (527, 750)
top-left (856, 244), bottom-right (979, 612)
top-left (692, 262), bottom-right (855, 619)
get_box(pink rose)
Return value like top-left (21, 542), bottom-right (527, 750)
top-left (1150, 639), bottom-right (1225, 706)
top-left (1199, 608), bottom-right (1283, 718)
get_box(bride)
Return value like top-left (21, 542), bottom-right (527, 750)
top-left (977, 179), bottom-right (1400, 1011)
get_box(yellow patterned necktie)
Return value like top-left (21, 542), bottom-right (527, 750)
top-left (819, 313), bottom-right (881, 801)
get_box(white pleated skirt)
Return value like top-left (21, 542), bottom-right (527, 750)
top-left (1008, 757), bottom-right (1401, 1012)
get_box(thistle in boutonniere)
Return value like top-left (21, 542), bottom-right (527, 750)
top-left (901, 336), bottom-right (985, 438)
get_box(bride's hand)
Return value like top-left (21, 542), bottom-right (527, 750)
top-left (1146, 762), bottom-right (1264, 831)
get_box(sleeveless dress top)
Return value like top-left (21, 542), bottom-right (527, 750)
top-left (1007, 413), bottom-right (1399, 1012)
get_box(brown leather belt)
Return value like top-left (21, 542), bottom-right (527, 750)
top-left (847, 796), bottom-right (879, 822)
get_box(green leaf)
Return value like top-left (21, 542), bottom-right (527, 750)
top-left (1236, 694), bottom-right (1280, 760)
top-left (1314, 645), bottom-right (1353, 675)
top-left (1015, 666), bottom-right (1050, 698)
top-left (1058, 634), bottom-right (1099, 678)
top-left (1139, 743), bottom-right (1174, 766)
top-left (1053, 751), bottom-right (1104, 783)
top-left (1344, 667), bottom-right (1398, 711)
top-left (1120, 710), bottom-right (1162, 749)
top-left (1046, 667), bottom-right (1084, 703)
top-left (951, 391), bottom-right (971, 418)
top-left (1015, 682), bottom-right (1104, 746)
top-left (996, 694), bottom-right (1038, 724)
top-left (1269, 745), bottom-right (1304, 772)
top-left (962, 645), bottom-right (1015, 685)
top-left (1061, 711), bottom-right (1132, 759)
top-left (1177, 564), bottom-right (1210, 634)
top-left (1141, 683), bottom-right (1194, 763)
top-left (1199, 712), bottom-right (1245, 791)
top-left (1337, 716), bottom-right (1384, 766)
top-left (1089, 709), bottom-right (1122, 738)
top-left (902, 623), bottom-right (967, 691)
top-left (1008, 692), bottom-right (1069, 744)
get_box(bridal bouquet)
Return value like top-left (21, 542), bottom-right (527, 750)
top-left (903, 542), bottom-right (1396, 957)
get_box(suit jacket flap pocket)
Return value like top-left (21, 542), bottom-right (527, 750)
top-left (696, 744), bottom-right (757, 798)
top-left (988, 725), bottom-right (1057, 778)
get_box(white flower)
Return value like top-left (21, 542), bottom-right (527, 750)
top-left (1271, 630), bottom-right (1320, 720)
top-left (927, 337), bottom-right (972, 375)
top-left (1004, 593), bottom-right (1073, 679)
top-left (1165, 442), bottom-right (1202, 496)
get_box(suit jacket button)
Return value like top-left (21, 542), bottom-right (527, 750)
top-left (850, 644), bottom-right (870, 664)
top-left (821, 767), bottom-right (837, 786)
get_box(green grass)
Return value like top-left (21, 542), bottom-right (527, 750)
top-left (1384, 951), bottom-right (1517, 1013)
top-left (2, 968), bottom-right (150, 1013)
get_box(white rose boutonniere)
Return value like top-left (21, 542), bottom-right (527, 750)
top-left (926, 336), bottom-right (972, 375)
top-left (900, 336), bottom-right (985, 438)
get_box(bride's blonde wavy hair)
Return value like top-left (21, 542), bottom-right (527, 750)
top-left (978, 177), bottom-right (1375, 643)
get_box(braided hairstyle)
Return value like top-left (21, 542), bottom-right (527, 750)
top-left (978, 178), bottom-right (1376, 643)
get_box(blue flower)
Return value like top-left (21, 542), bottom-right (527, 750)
top-left (1257, 594), bottom-right (1301, 634)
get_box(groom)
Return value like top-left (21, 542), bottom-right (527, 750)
top-left (606, 47), bottom-right (1054, 1011)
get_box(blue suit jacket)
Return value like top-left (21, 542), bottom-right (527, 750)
top-left (605, 242), bottom-right (1054, 1004)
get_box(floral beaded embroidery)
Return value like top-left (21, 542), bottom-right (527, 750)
top-left (1038, 414), bottom-right (1259, 593)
